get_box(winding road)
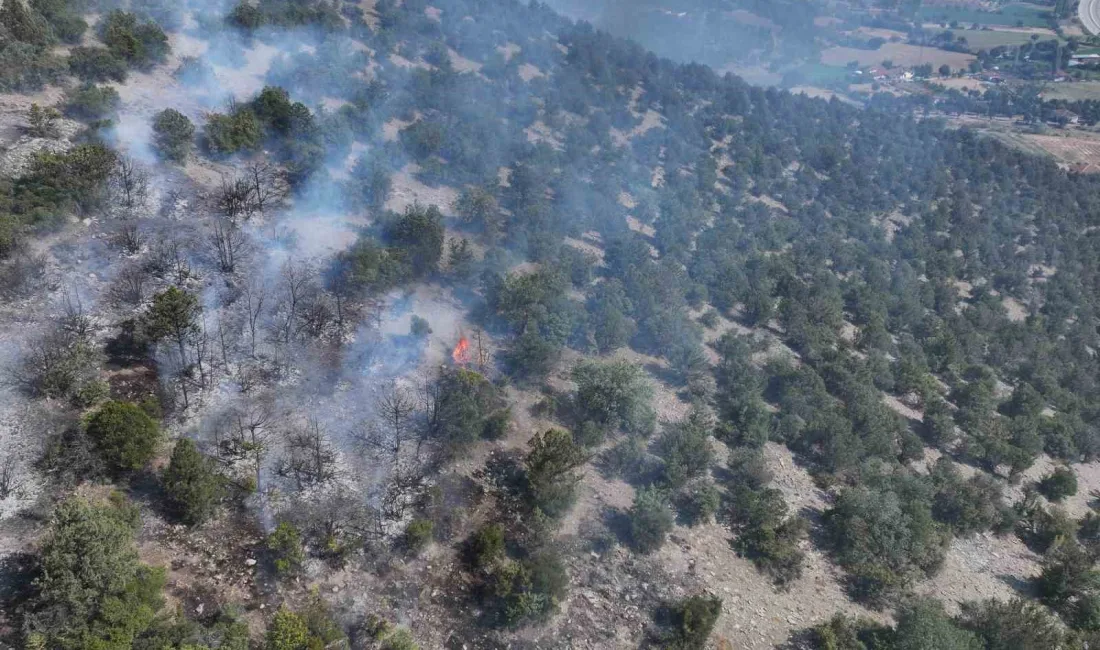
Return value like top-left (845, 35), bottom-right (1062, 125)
top-left (1080, 0), bottom-right (1100, 36)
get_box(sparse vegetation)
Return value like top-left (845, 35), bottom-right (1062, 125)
top-left (267, 522), bottom-right (305, 576)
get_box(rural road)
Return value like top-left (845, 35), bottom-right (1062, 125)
top-left (1081, 0), bottom-right (1100, 35)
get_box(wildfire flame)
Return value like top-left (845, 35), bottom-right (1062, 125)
top-left (452, 337), bottom-right (470, 365)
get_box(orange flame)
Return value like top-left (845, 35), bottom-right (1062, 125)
top-left (452, 337), bottom-right (470, 365)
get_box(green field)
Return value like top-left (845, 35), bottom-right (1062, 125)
top-left (918, 3), bottom-right (1052, 28)
top-left (781, 62), bottom-right (852, 88)
top-left (1039, 81), bottom-right (1100, 102)
top-left (943, 28), bottom-right (1062, 49)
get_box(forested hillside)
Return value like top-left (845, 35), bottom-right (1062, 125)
top-left (2, 0), bottom-right (1100, 648)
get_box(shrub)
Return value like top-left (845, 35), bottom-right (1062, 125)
top-left (265, 607), bottom-right (309, 650)
top-left (151, 108), bottom-right (194, 163)
top-left (99, 10), bottom-right (169, 69)
top-left (0, 0), bottom-right (53, 45)
top-left (27, 103), bottom-right (59, 137)
top-left (654, 413), bottom-right (714, 489)
top-left (484, 551), bottom-right (567, 626)
top-left (727, 484), bottom-right (807, 586)
top-left (1017, 493), bottom-right (1078, 553)
top-left (404, 519), bottom-right (433, 555)
top-left (346, 155), bottom-right (392, 210)
top-left (523, 429), bottom-right (587, 518)
top-left (428, 368), bottom-right (504, 456)
top-left (957, 598), bottom-right (1073, 650)
top-left (25, 496), bottom-right (166, 648)
top-left (482, 408), bottom-right (511, 440)
top-left (204, 109), bottom-right (261, 155)
top-left (571, 359), bottom-right (656, 438)
top-left (466, 523), bottom-right (505, 569)
top-left (30, 0), bottom-right (86, 43)
top-left (824, 486), bottom-right (949, 606)
top-left (409, 315), bottom-right (431, 338)
top-left (163, 438), bottom-right (223, 526)
top-left (68, 46), bottom-right (127, 82)
top-left (1039, 466), bottom-right (1078, 502)
top-left (661, 594), bottom-right (722, 650)
top-left (891, 599), bottom-right (979, 650)
top-left (64, 83), bottom-right (120, 120)
top-left (809, 613), bottom-right (891, 650)
top-left (676, 481), bottom-right (721, 526)
top-left (0, 41), bottom-right (65, 91)
top-left (86, 401), bottom-right (161, 473)
top-left (1035, 539), bottom-right (1100, 625)
top-left (628, 486), bottom-right (674, 554)
top-left (384, 203), bottom-right (445, 279)
top-left (929, 458), bottom-right (1011, 536)
top-left (599, 435), bottom-right (651, 483)
top-left (267, 522), bottom-right (305, 576)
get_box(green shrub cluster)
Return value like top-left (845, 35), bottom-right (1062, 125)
top-left (463, 524), bottom-right (567, 627)
top-left (824, 481), bottom-right (949, 607)
top-left (86, 401), bottom-right (161, 474)
top-left (23, 496), bottom-right (166, 649)
top-left (424, 367), bottom-right (507, 457)
top-left (151, 108), bottom-right (195, 163)
top-left (0, 0), bottom-right (66, 91)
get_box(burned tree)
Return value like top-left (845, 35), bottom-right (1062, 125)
top-left (355, 380), bottom-right (437, 519)
top-left (146, 239), bottom-right (194, 285)
top-left (241, 278), bottom-right (267, 359)
top-left (15, 300), bottom-right (104, 403)
top-left (109, 155), bottom-right (149, 211)
top-left (244, 161), bottom-right (289, 213)
top-left (273, 260), bottom-right (338, 345)
top-left (209, 218), bottom-right (248, 273)
top-left (216, 175), bottom-right (256, 221)
top-left (215, 163), bottom-right (289, 220)
top-left (277, 418), bottom-right (338, 490)
top-left (108, 264), bottom-right (148, 307)
top-left (112, 219), bottom-right (143, 254)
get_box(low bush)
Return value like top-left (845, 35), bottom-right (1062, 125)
top-left (628, 486), bottom-right (674, 554)
top-left (1038, 466), bottom-right (1079, 502)
top-left (267, 521), bottom-right (305, 576)
top-left (151, 108), bottom-right (195, 162)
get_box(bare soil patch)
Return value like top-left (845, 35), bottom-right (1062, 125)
top-left (385, 163), bottom-right (460, 213)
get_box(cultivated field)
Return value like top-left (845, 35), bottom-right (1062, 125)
top-left (941, 27), bottom-right (1062, 49)
top-left (1040, 80), bottom-right (1100, 101)
top-left (821, 42), bottom-right (976, 68)
top-left (981, 127), bottom-right (1100, 169)
top-left (918, 2), bottom-right (1053, 28)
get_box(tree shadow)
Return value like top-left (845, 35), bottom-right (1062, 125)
top-left (643, 362), bottom-right (683, 389)
top-left (997, 573), bottom-right (1034, 598)
top-left (602, 506), bottom-right (634, 549)
top-left (0, 550), bottom-right (37, 645)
